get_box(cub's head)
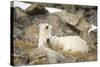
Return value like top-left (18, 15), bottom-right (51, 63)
top-left (39, 23), bottom-right (52, 32)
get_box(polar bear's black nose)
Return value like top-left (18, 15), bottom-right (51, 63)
top-left (46, 26), bottom-right (48, 29)
top-left (47, 38), bottom-right (50, 43)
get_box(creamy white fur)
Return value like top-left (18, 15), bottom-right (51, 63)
top-left (38, 23), bottom-right (88, 53)
top-left (50, 36), bottom-right (88, 53)
top-left (38, 23), bottom-right (52, 48)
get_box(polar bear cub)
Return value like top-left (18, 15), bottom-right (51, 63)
top-left (38, 23), bottom-right (88, 53)
top-left (38, 23), bottom-right (52, 48)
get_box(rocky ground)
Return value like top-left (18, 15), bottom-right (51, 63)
top-left (11, 2), bottom-right (97, 66)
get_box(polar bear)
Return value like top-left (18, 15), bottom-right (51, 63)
top-left (38, 23), bottom-right (88, 53)
top-left (49, 36), bottom-right (88, 53)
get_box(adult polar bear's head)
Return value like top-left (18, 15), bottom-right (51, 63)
top-left (39, 23), bottom-right (52, 36)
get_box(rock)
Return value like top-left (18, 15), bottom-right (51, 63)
top-left (55, 11), bottom-right (82, 26)
top-left (13, 39), bottom-right (36, 65)
top-left (29, 47), bottom-right (48, 64)
top-left (14, 7), bottom-right (31, 25)
top-left (14, 7), bottom-right (31, 27)
top-left (29, 47), bottom-right (76, 64)
top-left (76, 18), bottom-right (89, 32)
top-left (54, 10), bottom-right (90, 40)
top-left (13, 25), bottom-right (24, 39)
top-left (87, 32), bottom-right (97, 51)
top-left (54, 10), bottom-right (89, 32)
top-left (14, 7), bottom-right (27, 19)
top-left (13, 7), bottom-right (32, 39)
top-left (88, 15), bottom-right (97, 26)
top-left (85, 9), bottom-right (97, 26)
top-left (24, 24), bottom-right (39, 46)
top-left (25, 3), bottom-right (48, 16)
top-left (76, 18), bottom-right (90, 40)
top-left (14, 39), bottom-right (36, 55)
top-left (13, 53), bottom-right (29, 66)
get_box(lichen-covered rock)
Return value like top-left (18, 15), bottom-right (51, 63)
top-left (53, 10), bottom-right (90, 40)
top-left (24, 24), bottom-right (39, 46)
top-left (13, 53), bottom-right (29, 65)
top-left (29, 48), bottom-right (48, 64)
top-left (14, 7), bottom-right (31, 25)
top-left (13, 7), bottom-right (32, 39)
top-left (13, 39), bottom-right (36, 65)
top-left (29, 47), bottom-right (77, 64)
top-left (55, 11), bottom-right (82, 26)
top-left (54, 11), bottom-right (90, 32)
top-left (86, 32), bottom-right (97, 52)
top-left (84, 9), bottom-right (97, 26)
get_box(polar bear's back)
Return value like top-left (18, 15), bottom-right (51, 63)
top-left (59, 36), bottom-right (88, 53)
